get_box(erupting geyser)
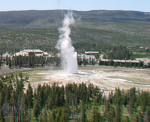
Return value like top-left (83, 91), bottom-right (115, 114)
top-left (56, 12), bottom-right (78, 73)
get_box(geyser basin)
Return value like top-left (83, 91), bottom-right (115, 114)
top-left (26, 66), bottom-right (150, 91)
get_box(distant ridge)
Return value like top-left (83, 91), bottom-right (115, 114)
top-left (0, 10), bottom-right (150, 28)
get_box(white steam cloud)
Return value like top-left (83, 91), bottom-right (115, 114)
top-left (56, 12), bottom-right (78, 73)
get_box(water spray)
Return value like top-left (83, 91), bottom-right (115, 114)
top-left (56, 11), bottom-right (78, 73)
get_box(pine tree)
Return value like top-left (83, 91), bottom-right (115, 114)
top-left (47, 111), bottom-right (55, 122)
top-left (33, 98), bottom-right (41, 119)
top-left (89, 107), bottom-right (101, 122)
top-left (39, 109), bottom-right (48, 122)
top-left (0, 92), bottom-right (4, 122)
top-left (104, 103), bottom-right (115, 122)
top-left (139, 92), bottom-right (149, 112)
top-left (144, 108), bottom-right (150, 122)
top-left (114, 105), bottom-right (122, 122)
top-left (25, 83), bottom-right (33, 109)
top-left (123, 116), bottom-right (130, 122)
top-left (59, 108), bottom-right (69, 122)
top-left (128, 88), bottom-right (136, 115)
top-left (80, 101), bottom-right (87, 122)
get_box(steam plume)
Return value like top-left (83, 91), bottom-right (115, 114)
top-left (56, 12), bottom-right (78, 73)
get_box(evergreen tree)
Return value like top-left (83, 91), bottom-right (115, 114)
top-left (128, 88), bottom-right (136, 115)
top-left (114, 105), bottom-right (122, 122)
top-left (25, 83), bottom-right (33, 108)
top-left (89, 107), bottom-right (101, 122)
top-left (123, 116), bottom-right (130, 122)
top-left (59, 108), bottom-right (69, 122)
top-left (144, 107), bottom-right (150, 122)
top-left (47, 111), bottom-right (55, 122)
top-left (39, 109), bottom-right (48, 122)
top-left (104, 101), bottom-right (115, 122)
top-left (33, 97), bottom-right (41, 119)
top-left (80, 101), bottom-right (87, 122)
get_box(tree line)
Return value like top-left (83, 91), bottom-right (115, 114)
top-left (98, 60), bottom-right (146, 68)
top-left (0, 73), bottom-right (149, 122)
top-left (0, 56), bottom-right (58, 68)
top-left (0, 55), bottom-right (149, 69)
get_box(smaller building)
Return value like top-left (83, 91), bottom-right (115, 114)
top-left (85, 51), bottom-right (99, 55)
top-left (85, 51), bottom-right (99, 59)
top-left (78, 54), bottom-right (96, 61)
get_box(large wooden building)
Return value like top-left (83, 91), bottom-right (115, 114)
top-left (14, 49), bottom-right (49, 57)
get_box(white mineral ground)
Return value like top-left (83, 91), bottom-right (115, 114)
top-left (25, 66), bottom-right (150, 94)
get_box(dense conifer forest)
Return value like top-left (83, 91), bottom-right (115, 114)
top-left (0, 73), bottom-right (149, 122)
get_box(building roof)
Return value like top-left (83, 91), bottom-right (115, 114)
top-left (101, 59), bottom-right (141, 63)
top-left (85, 51), bottom-right (99, 54)
top-left (20, 49), bottom-right (43, 53)
top-left (14, 49), bottom-right (48, 56)
top-left (2, 52), bottom-right (11, 57)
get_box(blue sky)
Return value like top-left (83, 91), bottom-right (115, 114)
top-left (0, 0), bottom-right (150, 12)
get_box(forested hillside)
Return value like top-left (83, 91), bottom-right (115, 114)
top-left (0, 10), bottom-right (150, 53)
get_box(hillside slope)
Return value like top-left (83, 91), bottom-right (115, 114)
top-left (0, 10), bottom-right (150, 53)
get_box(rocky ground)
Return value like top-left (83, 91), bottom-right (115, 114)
top-left (25, 66), bottom-right (150, 93)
